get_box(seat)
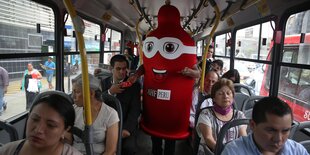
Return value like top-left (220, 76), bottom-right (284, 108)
top-left (300, 140), bottom-right (310, 153)
top-left (72, 94), bottom-right (123, 155)
top-left (214, 119), bottom-right (250, 155)
top-left (192, 107), bottom-right (213, 155)
top-left (0, 121), bottom-right (19, 145)
top-left (234, 83), bottom-right (254, 96)
top-left (234, 92), bottom-right (250, 110)
top-left (289, 121), bottom-right (310, 140)
top-left (102, 93), bottom-right (123, 155)
top-left (241, 96), bottom-right (264, 112)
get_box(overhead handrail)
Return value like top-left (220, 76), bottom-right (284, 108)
top-left (63, 0), bottom-right (93, 154)
top-left (199, 0), bottom-right (220, 92)
top-left (129, 0), bottom-right (154, 30)
top-left (135, 17), bottom-right (144, 65)
top-left (182, 0), bottom-right (207, 29)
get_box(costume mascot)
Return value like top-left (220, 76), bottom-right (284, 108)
top-left (140, 3), bottom-right (197, 139)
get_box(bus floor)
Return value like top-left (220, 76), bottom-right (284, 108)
top-left (136, 128), bottom-right (194, 155)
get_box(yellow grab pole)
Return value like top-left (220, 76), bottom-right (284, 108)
top-left (200, 2), bottom-right (220, 92)
top-left (63, 0), bottom-right (92, 125)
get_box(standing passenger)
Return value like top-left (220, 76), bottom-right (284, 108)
top-left (101, 54), bottom-right (141, 155)
top-left (21, 63), bottom-right (42, 110)
top-left (0, 66), bottom-right (9, 115)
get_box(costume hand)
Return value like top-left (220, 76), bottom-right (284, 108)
top-left (109, 84), bottom-right (124, 95)
top-left (122, 129), bottom-right (131, 138)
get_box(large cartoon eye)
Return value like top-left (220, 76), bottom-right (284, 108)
top-left (163, 42), bottom-right (179, 53)
top-left (145, 42), bottom-right (154, 52)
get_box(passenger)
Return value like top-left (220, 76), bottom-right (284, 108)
top-left (211, 59), bottom-right (224, 76)
top-left (222, 69), bottom-right (241, 92)
top-left (196, 78), bottom-right (247, 154)
top-left (198, 45), bottom-right (214, 71)
top-left (0, 91), bottom-right (82, 155)
top-left (189, 70), bottom-right (219, 128)
top-left (21, 63), bottom-right (42, 110)
top-left (222, 69), bottom-right (240, 84)
top-left (72, 73), bottom-right (119, 155)
top-left (222, 96), bottom-right (308, 155)
top-left (101, 54), bottom-right (141, 155)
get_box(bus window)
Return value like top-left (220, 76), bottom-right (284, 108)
top-left (277, 9), bottom-right (310, 122)
top-left (214, 32), bottom-right (231, 73)
top-left (64, 15), bottom-right (101, 52)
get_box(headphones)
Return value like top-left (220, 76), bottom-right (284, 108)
top-left (31, 90), bottom-right (74, 109)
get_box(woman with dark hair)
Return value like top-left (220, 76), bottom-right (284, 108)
top-left (196, 78), bottom-right (247, 154)
top-left (222, 69), bottom-right (240, 83)
top-left (0, 91), bottom-right (82, 155)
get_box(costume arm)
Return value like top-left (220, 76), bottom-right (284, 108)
top-left (127, 65), bottom-right (144, 83)
top-left (103, 122), bottom-right (119, 155)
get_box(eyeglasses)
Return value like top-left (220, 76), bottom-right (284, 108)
top-left (143, 37), bottom-right (196, 60)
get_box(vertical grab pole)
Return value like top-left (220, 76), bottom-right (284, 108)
top-left (63, 0), bottom-right (93, 155)
top-left (200, 0), bottom-right (220, 93)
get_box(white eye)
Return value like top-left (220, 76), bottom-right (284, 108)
top-left (145, 42), bottom-right (154, 53)
top-left (163, 42), bottom-right (179, 54)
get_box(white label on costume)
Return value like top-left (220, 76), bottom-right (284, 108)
top-left (157, 89), bottom-right (171, 100)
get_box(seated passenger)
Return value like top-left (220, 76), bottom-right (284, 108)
top-left (210, 59), bottom-right (224, 76)
top-left (72, 74), bottom-right (119, 155)
top-left (189, 70), bottom-right (219, 128)
top-left (222, 69), bottom-right (241, 92)
top-left (222, 69), bottom-right (240, 84)
top-left (196, 78), bottom-right (247, 154)
top-left (0, 91), bottom-right (82, 155)
top-left (222, 96), bottom-right (308, 155)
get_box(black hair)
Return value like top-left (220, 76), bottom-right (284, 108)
top-left (212, 59), bottom-right (224, 69)
top-left (125, 47), bottom-right (134, 56)
top-left (252, 96), bottom-right (293, 124)
top-left (110, 54), bottom-right (129, 68)
top-left (222, 69), bottom-right (240, 83)
top-left (30, 93), bottom-right (75, 129)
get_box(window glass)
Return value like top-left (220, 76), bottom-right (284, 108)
top-left (104, 28), bottom-right (111, 51)
top-left (260, 22), bottom-right (274, 60)
top-left (64, 15), bottom-right (100, 52)
top-left (83, 20), bottom-right (100, 51)
top-left (111, 30), bottom-right (121, 51)
top-left (64, 53), bottom-right (100, 93)
top-left (196, 40), bottom-right (203, 57)
top-left (0, 56), bottom-right (56, 120)
top-left (236, 25), bottom-right (260, 59)
top-left (279, 9), bottom-right (310, 122)
top-left (103, 52), bottom-right (120, 65)
top-left (0, 0), bottom-right (55, 54)
top-left (215, 34), bottom-right (226, 56)
top-left (234, 60), bottom-right (266, 95)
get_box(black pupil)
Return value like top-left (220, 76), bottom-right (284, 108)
top-left (165, 43), bottom-right (174, 52)
top-left (147, 43), bottom-right (153, 51)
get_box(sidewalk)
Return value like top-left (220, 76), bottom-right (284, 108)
top-left (0, 77), bottom-right (58, 121)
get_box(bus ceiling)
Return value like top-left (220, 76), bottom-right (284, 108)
top-left (48, 0), bottom-right (308, 40)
